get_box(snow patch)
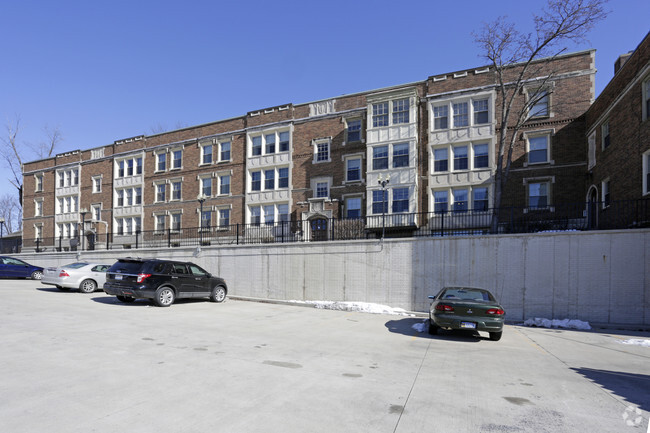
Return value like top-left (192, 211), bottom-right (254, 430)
top-left (619, 339), bottom-right (650, 347)
top-left (412, 321), bottom-right (427, 333)
top-left (523, 317), bottom-right (591, 330)
top-left (290, 300), bottom-right (414, 316)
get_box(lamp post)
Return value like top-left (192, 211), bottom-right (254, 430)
top-left (197, 194), bottom-right (207, 245)
top-left (0, 217), bottom-right (5, 254)
top-left (378, 174), bottom-right (390, 239)
top-left (79, 208), bottom-right (89, 251)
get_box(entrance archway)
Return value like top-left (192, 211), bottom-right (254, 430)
top-left (586, 185), bottom-right (598, 230)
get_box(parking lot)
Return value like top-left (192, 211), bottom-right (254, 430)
top-left (1, 279), bottom-right (649, 433)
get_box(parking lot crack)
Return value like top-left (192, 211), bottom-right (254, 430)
top-left (392, 340), bottom-right (432, 433)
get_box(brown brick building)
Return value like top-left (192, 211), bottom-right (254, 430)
top-left (21, 49), bottom-right (598, 250)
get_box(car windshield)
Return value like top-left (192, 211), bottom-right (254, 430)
top-left (441, 288), bottom-right (494, 302)
top-left (64, 262), bottom-right (89, 269)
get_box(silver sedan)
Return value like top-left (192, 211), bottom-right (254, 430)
top-left (41, 262), bottom-right (113, 293)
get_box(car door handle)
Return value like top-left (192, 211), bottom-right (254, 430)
top-left (172, 276), bottom-right (178, 279)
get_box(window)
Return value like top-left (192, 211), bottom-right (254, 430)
top-left (601, 122), bottom-right (610, 150)
top-left (278, 204), bottom-right (290, 222)
top-left (117, 190), bottom-right (124, 207)
top-left (434, 148), bottom-right (448, 172)
top-left (278, 167), bottom-right (289, 188)
top-left (59, 172), bottom-right (64, 187)
top-left (220, 141), bottom-right (231, 161)
top-left (265, 169), bottom-right (275, 190)
top-left (201, 210), bottom-right (211, 228)
top-left (645, 79), bottom-right (650, 121)
top-left (202, 144), bottom-right (213, 164)
top-left (373, 146), bottom-right (388, 170)
top-left (35, 174), bottom-right (43, 192)
top-left (171, 213), bottom-right (181, 231)
top-left (264, 205), bottom-right (275, 225)
top-left (201, 177), bottom-right (212, 197)
top-left (453, 189), bottom-right (468, 213)
top-left (473, 188), bottom-right (489, 211)
top-left (644, 151), bottom-right (650, 196)
top-left (172, 181), bottom-right (181, 200)
top-left (92, 205), bottom-right (101, 221)
top-left (135, 187), bottom-right (142, 205)
top-left (602, 179), bottom-right (610, 208)
top-left (155, 215), bottom-right (165, 232)
top-left (126, 188), bottom-right (133, 206)
top-left (92, 176), bottom-right (101, 193)
top-left (528, 135), bottom-right (549, 164)
top-left (346, 158), bottom-right (361, 182)
top-left (279, 132), bottom-right (290, 152)
top-left (171, 150), bottom-right (182, 169)
top-left (252, 136), bottom-right (262, 156)
top-left (316, 182), bottom-right (328, 198)
top-left (218, 208), bottom-right (230, 227)
top-left (453, 102), bottom-right (468, 127)
top-left (346, 197), bottom-right (362, 219)
top-left (392, 99), bottom-right (409, 124)
top-left (157, 153), bottom-right (166, 171)
top-left (34, 199), bottom-right (43, 217)
top-left (392, 188), bottom-right (409, 213)
top-left (453, 146), bottom-right (468, 170)
top-left (125, 218), bottom-right (133, 235)
top-left (434, 191), bottom-right (448, 213)
top-left (250, 207), bottom-right (261, 225)
top-left (127, 159), bottom-right (134, 176)
top-left (265, 134), bottom-right (275, 154)
top-left (393, 143), bottom-right (409, 168)
top-left (372, 102), bottom-right (389, 127)
top-left (156, 184), bottom-right (166, 202)
top-left (474, 144), bottom-right (489, 168)
top-left (529, 89), bottom-right (549, 118)
top-left (135, 217), bottom-right (142, 232)
top-left (117, 161), bottom-right (124, 178)
top-left (315, 140), bottom-right (330, 162)
top-left (251, 171), bottom-right (261, 191)
top-left (529, 182), bottom-right (549, 209)
top-left (35, 225), bottom-right (43, 241)
top-left (473, 99), bottom-right (489, 124)
top-left (372, 190), bottom-right (388, 214)
top-left (347, 119), bottom-right (362, 142)
top-left (433, 105), bottom-right (448, 130)
top-left (219, 175), bottom-right (230, 195)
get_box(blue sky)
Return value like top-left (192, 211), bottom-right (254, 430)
top-left (1, 0), bottom-right (648, 192)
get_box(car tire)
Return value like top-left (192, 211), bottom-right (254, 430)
top-left (489, 331), bottom-right (502, 341)
top-left (116, 295), bottom-right (135, 303)
top-left (31, 270), bottom-right (43, 280)
top-left (428, 319), bottom-right (439, 335)
top-left (154, 287), bottom-right (175, 307)
top-left (79, 279), bottom-right (97, 293)
top-left (210, 285), bottom-right (227, 303)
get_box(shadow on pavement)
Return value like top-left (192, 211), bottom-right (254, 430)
top-left (90, 296), bottom-right (211, 307)
top-left (384, 317), bottom-right (484, 342)
top-left (571, 367), bottom-right (650, 412)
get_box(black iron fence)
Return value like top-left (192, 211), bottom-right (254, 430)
top-left (21, 199), bottom-right (650, 252)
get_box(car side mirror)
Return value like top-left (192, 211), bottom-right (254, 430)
top-left (206, 273), bottom-right (211, 278)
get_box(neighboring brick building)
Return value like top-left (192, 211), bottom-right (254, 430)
top-left (585, 31), bottom-right (650, 228)
top-left (21, 49), bottom-right (596, 251)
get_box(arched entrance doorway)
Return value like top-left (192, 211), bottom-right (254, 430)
top-left (586, 186), bottom-right (598, 230)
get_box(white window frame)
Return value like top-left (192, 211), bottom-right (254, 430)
top-left (343, 195), bottom-right (363, 219)
top-left (170, 148), bottom-right (183, 170)
top-left (199, 175), bottom-right (213, 198)
top-left (171, 179), bottom-right (182, 201)
top-left (343, 154), bottom-right (364, 183)
top-left (34, 198), bottom-right (43, 217)
top-left (218, 140), bottom-right (232, 162)
top-left (155, 150), bottom-right (167, 173)
top-left (249, 129), bottom-right (291, 157)
top-left (34, 173), bottom-right (44, 192)
top-left (370, 95), bottom-right (415, 129)
top-left (218, 173), bottom-right (231, 196)
top-left (217, 206), bottom-right (232, 228)
top-left (524, 130), bottom-right (554, 166)
top-left (313, 138), bottom-right (331, 163)
top-left (524, 84), bottom-right (555, 119)
top-left (601, 121), bottom-right (610, 150)
top-left (199, 141), bottom-right (213, 165)
top-left (643, 149), bottom-right (650, 196)
top-left (91, 204), bottom-right (101, 222)
top-left (344, 117), bottom-right (364, 144)
top-left (523, 177), bottom-right (554, 211)
top-left (311, 177), bottom-right (332, 199)
top-left (602, 178), bottom-right (610, 209)
top-left (154, 213), bottom-right (166, 233)
top-left (92, 175), bottom-right (102, 193)
top-left (170, 212), bottom-right (182, 232)
top-left (154, 181), bottom-right (167, 203)
top-left (643, 77), bottom-right (650, 122)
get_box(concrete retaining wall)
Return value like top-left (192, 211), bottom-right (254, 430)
top-left (17, 229), bottom-right (650, 325)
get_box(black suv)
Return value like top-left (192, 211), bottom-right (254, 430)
top-left (104, 258), bottom-right (227, 307)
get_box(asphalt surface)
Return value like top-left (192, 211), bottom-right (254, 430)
top-left (1, 279), bottom-right (649, 433)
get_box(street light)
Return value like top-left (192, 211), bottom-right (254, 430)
top-left (197, 194), bottom-right (207, 245)
top-left (79, 207), bottom-right (89, 251)
top-left (378, 174), bottom-right (390, 239)
top-left (0, 217), bottom-right (5, 254)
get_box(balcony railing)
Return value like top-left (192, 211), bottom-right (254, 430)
top-left (20, 199), bottom-right (650, 252)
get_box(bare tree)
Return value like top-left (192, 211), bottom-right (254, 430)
top-left (0, 193), bottom-right (22, 233)
top-left (474, 0), bottom-right (608, 232)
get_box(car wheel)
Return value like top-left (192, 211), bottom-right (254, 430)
top-left (154, 287), bottom-right (175, 307)
top-left (116, 295), bottom-right (135, 303)
top-left (489, 331), bottom-right (502, 341)
top-left (79, 279), bottom-right (97, 293)
top-left (428, 319), bottom-right (439, 335)
top-left (31, 270), bottom-right (43, 280)
top-left (210, 285), bottom-right (227, 303)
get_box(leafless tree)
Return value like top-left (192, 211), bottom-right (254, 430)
top-left (149, 121), bottom-right (189, 135)
top-left (474, 0), bottom-right (608, 232)
top-left (0, 193), bottom-right (22, 233)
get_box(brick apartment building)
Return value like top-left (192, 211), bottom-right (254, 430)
top-left (21, 49), bottom-right (598, 251)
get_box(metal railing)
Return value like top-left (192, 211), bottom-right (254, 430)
top-left (21, 198), bottom-right (650, 252)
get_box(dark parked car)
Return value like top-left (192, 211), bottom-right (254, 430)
top-left (103, 258), bottom-right (227, 307)
top-left (428, 287), bottom-right (505, 341)
top-left (0, 256), bottom-right (43, 280)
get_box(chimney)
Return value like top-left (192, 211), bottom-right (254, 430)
top-left (614, 52), bottom-right (633, 74)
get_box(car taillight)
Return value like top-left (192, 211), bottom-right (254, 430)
top-left (487, 308), bottom-right (505, 315)
top-left (136, 273), bottom-right (152, 283)
top-left (59, 271), bottom-right (69, 277)
top-left (435, 304), bottom-right (454, 312)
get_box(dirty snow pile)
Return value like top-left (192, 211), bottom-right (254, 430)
top-left (523, 318), bottom-right (591, 330)
top-left (412, 321), bottom-right (427, 333)
top-left (619, 339), bottom-right (650, 347)
top-left (292, 300), bottom-right (414, 316)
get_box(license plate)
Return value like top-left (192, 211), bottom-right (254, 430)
top-left (460, 322), bottom-right (476, 329)
top-left (115, 274), bottom-right (123, 280)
